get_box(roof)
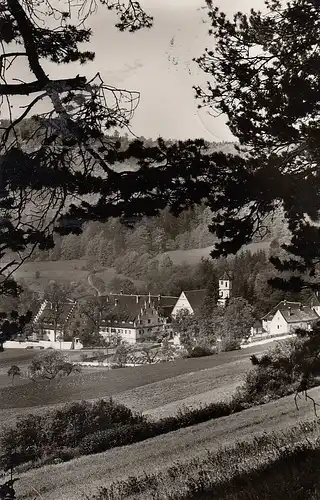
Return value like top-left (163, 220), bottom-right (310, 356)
top-left (100, 294), bottom-right (178, 322)
top-left (36, 299), bottom-right (77, 326)
top-left (219, 271), bottom-right (232, 281)
top-left (262, 300), bottom-right (319, 324)
top-left (307, 292), bottom-right (320, 308)
top-left (280, 306), bottom-right (319, 324)
top-left (262, 301), bottom-right (302, 321)
top-left (183, 289), bottom-right (207, 312)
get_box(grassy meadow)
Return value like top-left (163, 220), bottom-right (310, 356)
top-left (0, 345), bottom-right (269, 415)
top-left (89, 420), bottom-right (320, 500)
top-left (11, 259), bottom-right (144, 294)
top-left (14, 386), bottom-right (320, 500)
top-left (158, 241), bottom-right (271, 266)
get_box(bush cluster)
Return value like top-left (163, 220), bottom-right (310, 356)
top-left (0, 399), bottom-right (145, 470)
top-left (187, 346), bottom-right (213, 358)
top-left (0, 397), bottom-right (249, 470)
top-left (238, 332), bottom-right (320, 405)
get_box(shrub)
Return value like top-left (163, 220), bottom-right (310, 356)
top-left (0, 398), bottom-right (144, 469)
top-left (0, 415), bottom-right (43, 469)
top-left (79, 422), bottom-right (155, 455)
top-left (238, 333), bottom-right (320, 404)
top-left (188, 345), bottom-right (212, 358)
top-left (220, 338), bottom-right (241, 352)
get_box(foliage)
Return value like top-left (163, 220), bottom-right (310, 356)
top-left (187, 345), bottom-right (213, 358)
top-left (7, 365), bottom-right (21, 385)
top-left (26, 350), bottom-right (81, 381)
top-left (239, 325), bottom-right (320, 404)
top-left (171, 310), bottom-right (199, 352)
top-left (113, 343), bottom-right (134, 367)
top-left (218, 297), bottom-right (256, 350)
top-left (194, 0), bottom-right (320, 292)
top-left (93, 351), bottom-right (107, 364)
top-left (78, 296), bottom-right (109, 346)
top-left (0, 398), bottom-right (143, 469)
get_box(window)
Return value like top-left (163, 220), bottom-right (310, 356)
top-left (277, 325), bottom-right (279, 329)
top-left (111, 328), bottom-right (116, 333)
top-left (225, 281), bottom-right (227, 287)
top-left (148, 319), bottom-right (151, 324)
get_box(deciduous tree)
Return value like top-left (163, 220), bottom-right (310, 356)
top-left (27, 350), bottom-right (80, 381)
top-left (7, 365), bottom-right (21, 385)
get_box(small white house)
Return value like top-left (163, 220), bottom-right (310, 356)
top-left (261, 300), bottom-right (319, 336)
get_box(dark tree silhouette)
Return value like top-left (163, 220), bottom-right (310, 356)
top-left (194, 0), bottom-right (320, 291)
top-left (0, 0), bottom-right (215, 347)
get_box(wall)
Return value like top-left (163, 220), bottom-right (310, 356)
top-left (171, 293), bottom-right (193, 317)
top-left (4, 340), bottom-right (83, 350)
top-left (267, 310), bottom-right (289, 336)
top-left (101, 328), bottom-right (137, 344)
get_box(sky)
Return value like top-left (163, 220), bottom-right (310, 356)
top-left (5, 0), bottom-right (265, 142)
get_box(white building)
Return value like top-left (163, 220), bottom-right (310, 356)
top-left (261, 300), bottom-right (319, 336)
top-left (171, 289), bottom-right (207, 318)
top-left (99, 293), bottom-right (178, 344)
top-left (31, 298), bottom-right (83, 349)
top-left (217, 272), bottom-right (232, 307)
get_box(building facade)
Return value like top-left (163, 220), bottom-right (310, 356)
top-left (99, 293), bottom-right (178, 344)
top-left (217, 272), bottom-right (232, 307)
top-left (261, 300), bottom-right (319, 336)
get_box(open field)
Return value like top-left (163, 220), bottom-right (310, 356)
top-left (0, 344), bottom-right (270, 412)
top-left (15, 386), bottom-right (320, 500)
top-left (158, 241), bottom-right (271, 266)
top-left (11, 259), bottom-right (144, 293)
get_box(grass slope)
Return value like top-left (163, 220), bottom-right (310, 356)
top-left (10, 259), bottom-right (144, 294)
top-left (15, 386), bottom-right (320, 500)
top-left (89, 421), bottom-right (320, 500)
top-left (158, 241), bottom-right (271, 266)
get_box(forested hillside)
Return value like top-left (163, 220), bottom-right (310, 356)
top-left (5, 123), bottom-right (292, 309)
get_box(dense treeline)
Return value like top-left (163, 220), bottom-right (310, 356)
top-left (30, 205), bottom-right (216, 264)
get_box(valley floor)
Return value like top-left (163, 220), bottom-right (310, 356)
top-left (16, 386), bottom-right (320, 500)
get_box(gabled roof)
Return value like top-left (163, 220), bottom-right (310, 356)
top-left (262, 301), bottom-right (302, 321)
top-left (36, 299), bottom-right (77, 326)
top-left (281, 306), bottom-right (319, 324)
top-left (219, 271), bottom-right (232, 281)
top-left (307, 292), bottom-right (320, 308)
top-left (183, 289), bottom-right (207, 312)
top-left (262, 300), bottom-right (319, 324)
top-left (100, 294), bottom-right (178, 323)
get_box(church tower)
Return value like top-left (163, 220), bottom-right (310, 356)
top-left (217, 272), bottom-right (232, 307)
